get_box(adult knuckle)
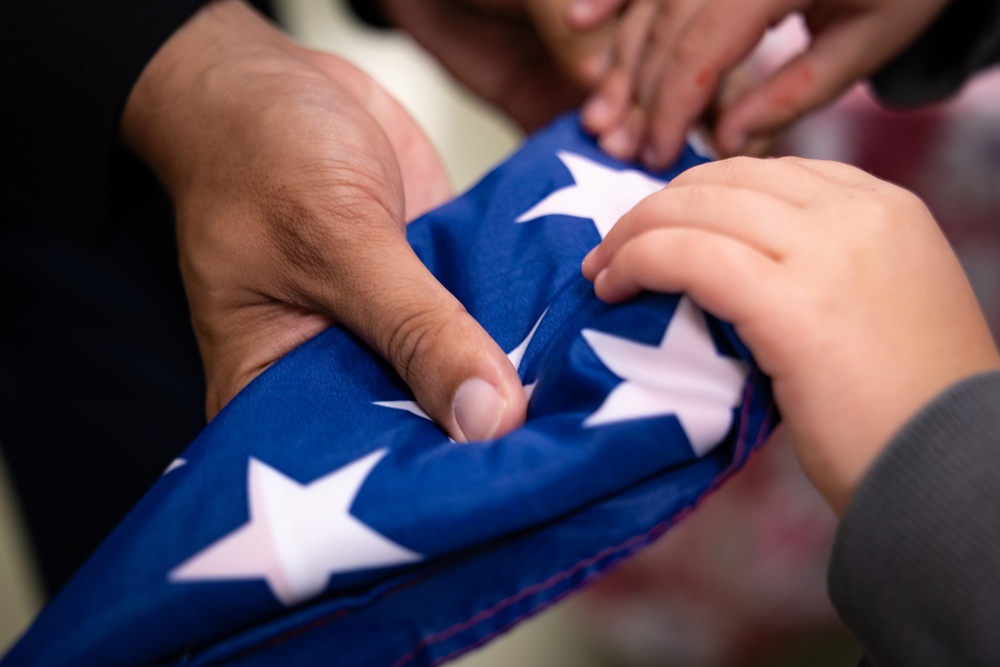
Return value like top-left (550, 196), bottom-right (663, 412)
top-left (667, 2), bottom-right (728, 72)
top-left (669, 26), bottom-right (706, 72)
top-left (384, 305), bottom-right (458, 386)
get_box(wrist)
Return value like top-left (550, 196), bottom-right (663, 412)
top-left (808, 359), bottom-right (1000, 516)
top-left (119, 0), bottom-right (289, 193)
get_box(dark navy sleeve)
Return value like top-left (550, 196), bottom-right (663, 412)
top-left (344, 0), bottom-right (392, 28)
top-left (871, 0), bottom-right (1000, 107)
top-left (1, 1), bottom-right (215, 241)
top-left (1, 0), bottom-right (274, 244)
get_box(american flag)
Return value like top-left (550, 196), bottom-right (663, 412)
top-left (2, 113), bottom-right (775, 667)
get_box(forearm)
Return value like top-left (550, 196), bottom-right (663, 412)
top-left (871, 0), bottom-right (1000, 106)
top-left (830, 370), bottom-right (1000, 665)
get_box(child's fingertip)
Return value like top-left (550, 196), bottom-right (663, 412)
top-left (581, 247), bottom-right (601, 279)
top-left (593, 267), bottom-right (610, 294)
top-left (593, 267), bottom-right (628, 303)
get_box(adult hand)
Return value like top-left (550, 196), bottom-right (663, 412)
top-left (379, 0), bottom-right (593, 131)
top-left (120, 0), bottom-right (528, 442)
top-left (521, 0), bottom-right (617, 89)
top-left (575, 0), bottom-right (951, 167)
top-left (583, 157), bottom-right (1000, 512)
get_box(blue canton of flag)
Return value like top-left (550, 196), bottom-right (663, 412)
top-left (2, 113), bottom-right (775, 667)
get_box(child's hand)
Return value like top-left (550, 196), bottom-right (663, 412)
top-left (577, 0), bottom-right (951, 168)
top-left (582, 157), bottom-right (1000, 513)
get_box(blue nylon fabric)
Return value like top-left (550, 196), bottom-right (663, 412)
top-left (2, 113), bottom-right (776, 667)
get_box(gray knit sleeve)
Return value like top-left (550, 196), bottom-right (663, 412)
top-left (829, 370), bottom-right (1000, 665)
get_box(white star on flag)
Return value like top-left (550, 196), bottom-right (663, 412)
top-left (374, 310), bottom-right (547, 430)
top-left (169, 449), bottom-right (420, 606)
top-left (505, 308), bottom-right (546, 400)
top-left (372, 399), bottom-right (432, 421)
top-left (516, 152), bottom-right (667, 238)
top-left (163, 458), bottom-right (186, 475)
top-left (582, 297), bottom-right (749, 456)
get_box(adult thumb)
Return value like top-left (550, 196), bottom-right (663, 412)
top-left (338, 242), bottom-right (529, 443)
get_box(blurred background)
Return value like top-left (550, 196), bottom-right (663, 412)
top-left (3, 2), bottom-right (999, 665)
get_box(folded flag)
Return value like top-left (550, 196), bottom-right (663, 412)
top-left (2, 113), bottom-right (775, 667)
